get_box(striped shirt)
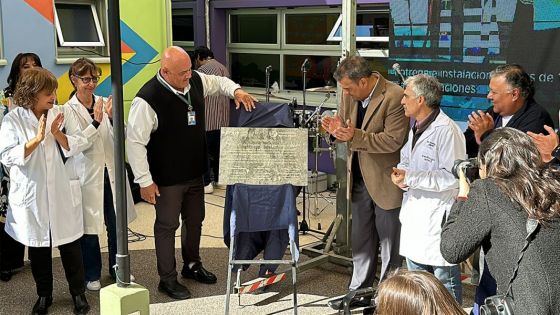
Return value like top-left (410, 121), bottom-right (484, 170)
top-left (198, 59), bottom-right (231, 131)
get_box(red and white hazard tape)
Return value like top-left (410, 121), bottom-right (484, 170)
top-left (238, 273), bottom-right (287, 294)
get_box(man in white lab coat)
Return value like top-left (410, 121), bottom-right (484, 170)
top-left (391, 74), bottom-right (466, 303)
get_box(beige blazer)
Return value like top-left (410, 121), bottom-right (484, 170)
top-left (338, 73), bottom-right (409, 210)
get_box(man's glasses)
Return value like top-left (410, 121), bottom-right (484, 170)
top-left (488, 89), bottom-right (513, 96)
top-left (74, 75), bottom-right (100, 84)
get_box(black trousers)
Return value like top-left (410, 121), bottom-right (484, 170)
top-left (154, 177), bottom-right (205, 282)
top-left (28, 239), bottom-right (86, 297)
top-left (0, 222), bottom-right (25, 271)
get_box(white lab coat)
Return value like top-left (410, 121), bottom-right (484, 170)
top-left (63, 95), bottom-right (137, 235)
top-left (397, 111), bottom-right (466, 266)
top-left (0, 106), bottom-right (85, 247)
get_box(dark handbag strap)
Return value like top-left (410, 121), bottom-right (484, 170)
top-left (505, 218), bottom-right (540, 297)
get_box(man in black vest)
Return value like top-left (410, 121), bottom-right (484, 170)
top-left (126, 46), bottom-right (256, 300)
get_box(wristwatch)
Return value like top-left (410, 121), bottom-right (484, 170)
top-left (552, 145), bottom-right (560, 159)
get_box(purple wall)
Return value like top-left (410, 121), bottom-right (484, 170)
top-left (209, 8), bottom-right (227, 64)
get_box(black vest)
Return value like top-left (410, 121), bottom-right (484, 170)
top-left (137, 72), bottom-right (207, 186)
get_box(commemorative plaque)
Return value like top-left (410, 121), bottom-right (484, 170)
top-left (218, 128), bottom-right (308, 186)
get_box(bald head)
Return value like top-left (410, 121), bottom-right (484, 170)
top-left (160, 46), bottom-right (193, 91)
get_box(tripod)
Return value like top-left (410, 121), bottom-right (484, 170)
top-left (302, 93), bottom-right (333, 232)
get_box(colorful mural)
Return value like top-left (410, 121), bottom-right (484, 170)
top-left (0, 0), bottom-right (170, 116)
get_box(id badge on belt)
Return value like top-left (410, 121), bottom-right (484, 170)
top-left (188, 110), bottom-right (196, 126)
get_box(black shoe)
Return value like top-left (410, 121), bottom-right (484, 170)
top-left (158, 280), bottom-right (191, 300)
top-left (327, 296), bottom-right (371, 311)
top-left (181, 262), bottom-right (217, 284)
top-left (31, 296), bottom-right (52, 315)
top-left (0, 270), bottom-right (12, 282)
top-left (72, 294), bottom-right (90, 315)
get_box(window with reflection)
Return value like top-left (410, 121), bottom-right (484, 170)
top-left (331, 11), bottom-right (389, 38)
top-left (231, 15), bottom-right (277, 44)
top-left (284, 55), bottom-right (338, 91)
top-left (172, 10), bottom-right (194, 42)
top-left (230, 53), bottom-right (280, 88)
top-left (54, 2), bottom-right (105, 47)
top-left (358, 41), bottom-right (389, 50)
top-left (285, 13), bottom-right (339, 45)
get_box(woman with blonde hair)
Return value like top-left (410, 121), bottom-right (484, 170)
top-left (0, 67), bottom-right (89, 314)
top-left (375, 270), bottom-right (466, 315)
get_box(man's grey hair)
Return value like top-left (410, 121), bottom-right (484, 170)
top-left (404, 74), bottom-right (442, 109)
top-left (333, 56), bottom-right (373, 83)
top-left (489, 64), bottom-right (534, 99)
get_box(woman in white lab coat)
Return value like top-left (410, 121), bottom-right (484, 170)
top-left (63, 58), bottom-right (136, 290)
top-left (0, 68), bottom-right (90, 314)
top-left (0, 52), bottom-right (42, 282)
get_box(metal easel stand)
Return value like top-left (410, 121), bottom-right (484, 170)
top-left (225, 232), bottom-right (299, 315)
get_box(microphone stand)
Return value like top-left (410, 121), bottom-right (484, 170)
top-left (301, 60), bottom-right (308, 110)
top-left (307, 93), bottom-right (332, 231)
top-left (300, 58), bottom-right (309, 234)
top-left (265, 65), bottom-right (272, 102)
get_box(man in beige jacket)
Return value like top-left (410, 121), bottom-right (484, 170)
top-left (322, 56), bottom-right (409, 310)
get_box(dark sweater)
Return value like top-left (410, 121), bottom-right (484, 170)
top-left (137, 73), bottom-right (207, 186)
top-left (441, 179), bottom-right (560, 315)
top-left (464, 99), bottom-right (554, 157)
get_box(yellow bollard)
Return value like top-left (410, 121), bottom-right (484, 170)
top-left (100, 283), bottom-right (150, 315)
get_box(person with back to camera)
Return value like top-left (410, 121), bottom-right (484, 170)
top-left (441, 127), bottom-right (560, 315)
top-left (192, 46), bottom-right (230, 194)
top-left (0, 68), bottom-right (90, 314)
top-left (0, 52), bottom-right (42, 282)
top-left (62, 57), bottom-right (137, 291)
top-left (375, 270), bottom-right (467, 315)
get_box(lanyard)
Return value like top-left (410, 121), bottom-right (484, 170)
top-left (178, 92), bottom-right (193, 111)
top-left (156, 74), bottom-right (193, 111)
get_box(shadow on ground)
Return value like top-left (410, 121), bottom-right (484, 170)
top-left (0, 247), bottom-right (475, 314)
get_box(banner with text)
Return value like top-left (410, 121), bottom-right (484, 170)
top-left (389, 0), bottom-right (560, 125)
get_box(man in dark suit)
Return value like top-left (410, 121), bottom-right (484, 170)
top-left (465, 64), bottom-right (553, 157)
top-left (322, 56), bottom-right (409, 310)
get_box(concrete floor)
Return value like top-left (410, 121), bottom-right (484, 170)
top-left (0, 187), bottom-right (474, 314)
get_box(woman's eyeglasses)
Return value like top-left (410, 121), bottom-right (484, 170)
top-left (74, 75), bottom-right (99, 84)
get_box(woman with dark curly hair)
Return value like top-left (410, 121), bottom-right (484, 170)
top-left (441, 127), bottom-right (560, 315)
top-left (3, 52), bottom-right (42, 99)
top-left (0, 52), bottom-right (42, 282)
top-left (0, 68), bottom-right (90, 315)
